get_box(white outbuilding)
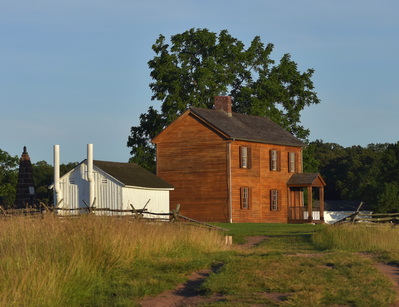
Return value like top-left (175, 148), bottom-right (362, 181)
top-left (52, 145), bottom-right (174, 217)
top-left (322, 200), bottom-right (372, 224)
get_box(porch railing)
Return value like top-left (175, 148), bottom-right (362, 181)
top-left (289, 207), bottom-right (321, 221)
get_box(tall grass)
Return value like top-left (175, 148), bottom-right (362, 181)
top-left (312, 224), bottom-right (399, 252)
top-left (0, 215), bottom-right (227, 306)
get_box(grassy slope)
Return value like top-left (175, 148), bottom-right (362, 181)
top-left (0, 217), bottom-right (397, 306)
top-left (205, 223), bottom-right (397, 306)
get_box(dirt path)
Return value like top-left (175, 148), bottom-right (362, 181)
top-left (139, 236), bottom-right (268, 307)
top-left (357, 252), bottom-right (399, 306)
top-left (139, 266), bottom-right (225, 307)
top-left (373, 262), bottom-right (399, 306)
top-left (139, 237), bottom-right (399, 306)
top-left (239, 235), bottom-right (269, 249)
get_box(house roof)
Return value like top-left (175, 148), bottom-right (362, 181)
top-left (92, 160), bottom-right (174, 189)
top-left (188, 107), bottom-right (305, 147)
top-left (287, 173), bottom-right (326, 187)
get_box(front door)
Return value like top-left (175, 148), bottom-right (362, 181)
top-left (289, 188), bottom-right (305, 221)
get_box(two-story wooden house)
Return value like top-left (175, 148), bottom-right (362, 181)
top-left (152, 96), bottom-right (325, 223)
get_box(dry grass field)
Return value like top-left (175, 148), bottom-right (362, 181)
top-left (1, 216), bottom-right (398, 306)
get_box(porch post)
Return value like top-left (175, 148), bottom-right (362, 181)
top-left (319, 187), bottom-right (324, 222)
top-left (307, 186), bottom-right (313, 222)
top-left (287, 187), bottom-right (291, 221)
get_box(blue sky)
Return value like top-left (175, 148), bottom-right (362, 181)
top-left (1, 0), bottom-right (398, 164)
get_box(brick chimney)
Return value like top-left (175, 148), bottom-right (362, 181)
top-left (214, 96), bottom-right (232, 117)
top-left (15, 146), bottom-right (36, 208)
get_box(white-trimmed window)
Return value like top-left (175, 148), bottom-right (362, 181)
top-left (270, 189), bottom-right (279, 211)
top-left (270, 150), bottom-right (280, 171)
top-left (240, 146), bottom-right (252, 169)
top-left (288, 152), bottom-right (296, 173)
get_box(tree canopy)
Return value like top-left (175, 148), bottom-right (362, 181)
top-left (308, 140), bottom-right (399, 213)
top-left (127, 28), bottom-right (320, 172)
top-left (32, 160), bottom-right (78, 205)
top-left (0, 149), bottom-right (19, 206)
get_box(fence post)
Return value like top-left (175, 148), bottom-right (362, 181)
top-left (82, 200), bottom-right (94, 214)
top-left (0, 206), bottom-right (6, 216)
top-left (351, 202), bottom-right (364, 224)
top-left (130, 204), bottom-right (143, 219)
top-left (171, 204), bottom-right (180, 222)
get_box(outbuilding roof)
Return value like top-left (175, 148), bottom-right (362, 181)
top-left (189, 107), bottom-right (305, 147)
top-left (92, 160), bottom-right (174, 189)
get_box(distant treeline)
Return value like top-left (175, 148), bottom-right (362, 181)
top-left (2, 140), bottom-right (399, 212)
top-left (303, 140), bottom-right (399, 212)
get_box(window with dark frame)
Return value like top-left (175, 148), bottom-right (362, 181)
top-left (240, 187), bottom-right (251, 209)
top-left (288, 152), bottom-right (296, 173)
top-left (270, 189), bottom-right (279, 211)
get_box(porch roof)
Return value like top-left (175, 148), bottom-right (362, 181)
top-left (287, 173), bottom-right (326, 188)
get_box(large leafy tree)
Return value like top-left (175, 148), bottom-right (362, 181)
top-left (0, 149), bottom-right (19, 206)
top-left (127, 28), bottom-right (320, 171)
top-left (376, 142), bottom-right (399, 212)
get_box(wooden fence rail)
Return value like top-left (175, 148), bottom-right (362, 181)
top-left (0, 204), bottom-right (229, 232)
top-left (334, 202), bottom-right (399, 225)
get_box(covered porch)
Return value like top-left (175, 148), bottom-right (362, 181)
top-left (287, 173), bottom-right (326, 224)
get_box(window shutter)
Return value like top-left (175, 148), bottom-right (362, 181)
top-left (248, 187), bottom-right (252, 209)
top-left (277, 151), bottom-right (281, 171)
top-left (247, 147), bottom-right (252, 169)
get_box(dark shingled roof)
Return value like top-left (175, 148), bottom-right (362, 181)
top-left (189, 107), bottom-right (304, 147)
top-left (92, 160), bottom-right (173, 189)
top-left (287, 173), bottom-right (324, 186)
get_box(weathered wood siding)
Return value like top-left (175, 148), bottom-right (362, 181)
top-left (155, 114), bottom-right (229, 222)
top-left (154, 112), bottom-right (304, 223)
top-left (230, 141), bottom-right (303, 223)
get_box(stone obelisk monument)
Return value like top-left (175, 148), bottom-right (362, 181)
top-left (15, 146), bottom-right (36, 208)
